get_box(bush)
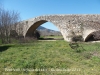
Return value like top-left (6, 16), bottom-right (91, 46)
top-left (72, 35), bottom-right (84, 42)
top-left (33, 30), bottom-right (40, 39)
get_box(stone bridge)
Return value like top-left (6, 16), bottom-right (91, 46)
top-left (17, 14), bottom-right (100, 42)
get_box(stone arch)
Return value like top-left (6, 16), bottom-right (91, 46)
top-left (82, 29), bottom-right (96, 42)
top-left (25, 20), bottom-right (62, 38)
top-left (21, 14), bottom-right (100, 42)
top-left (85, 30), bottom-right (100, 42)
top-left (85, 32), bottom-right (95, 42)
top-left (25, 20), bottom-right (47, 37)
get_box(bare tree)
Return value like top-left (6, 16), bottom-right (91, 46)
top-left (0, 6), bottom-right (20, 44)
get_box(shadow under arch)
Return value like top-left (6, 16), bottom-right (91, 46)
top-left (26, 20), bottom-right (47, 37)
top-left (85, 30), bottom-right (100, 42)
top-left (85, 33), bottom-right (95, 42)
top-left (25, 20), bottom-right (62, 39)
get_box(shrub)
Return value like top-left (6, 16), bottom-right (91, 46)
top-left (33, 30), bottom-right (40, 39)
top-left (72, 35), bottom-right (84, 42)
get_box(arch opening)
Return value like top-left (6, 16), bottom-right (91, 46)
top-left (25, 20), bottom-right (63, 40)
top-left (85, 30), bottom-right (100, 42)
top-left (85, 33), bottom-right (95, 42)
top-left (26, 20), bottom-right (47, 37)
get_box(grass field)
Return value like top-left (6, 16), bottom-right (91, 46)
top-left (43, 36), bottom-right (63, 38)
top-left (39, 36), bottom-right (64, 40)
top-left (0, 40), bottom-right (100, 75)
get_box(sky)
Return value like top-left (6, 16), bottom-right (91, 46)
top-left (0, 0), bottom-right (100, 31)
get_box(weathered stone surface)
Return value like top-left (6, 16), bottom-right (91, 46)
top-left (92, 30), bottom-right (100, 40)
top-left (17, 14), bottom-right (100, 42)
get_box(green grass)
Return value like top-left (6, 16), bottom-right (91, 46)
top-left (0, 41), bottom-right (100, 75)
top-left (43, 35), bottom-right (63, 38)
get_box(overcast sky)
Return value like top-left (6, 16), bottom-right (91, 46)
top-left (1, 0), bottom-right (100, 31)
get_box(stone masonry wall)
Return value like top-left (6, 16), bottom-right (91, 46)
top-left (18, 14), bottom-right (100, 42)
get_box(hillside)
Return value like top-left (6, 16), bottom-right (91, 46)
top-left (37, 26), bottom-right (62, 36)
